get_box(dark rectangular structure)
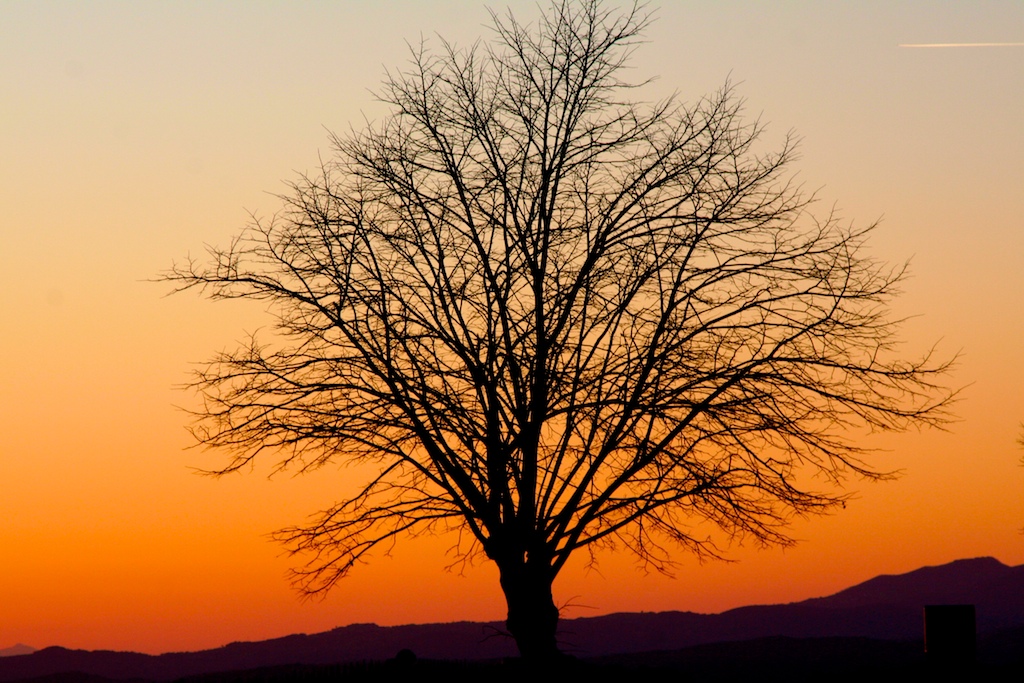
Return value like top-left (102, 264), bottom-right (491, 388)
top-left (924, 604), bottom-right (976, 663)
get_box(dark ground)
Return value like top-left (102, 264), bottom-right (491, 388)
top-left (9, 630), bottom-right (1024, 683)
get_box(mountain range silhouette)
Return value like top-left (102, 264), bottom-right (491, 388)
top-left (2, 556), bottom-right (1021, 682)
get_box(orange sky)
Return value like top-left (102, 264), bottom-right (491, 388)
top-left (2, 1), bottom-right (1023, 655)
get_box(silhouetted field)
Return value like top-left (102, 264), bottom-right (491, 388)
top-left (5, 558), bottom-right (1022, 683)
top-left (8, 628), bottom-right (1024, 683)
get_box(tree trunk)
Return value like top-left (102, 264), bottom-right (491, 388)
top-left (497, 558), bottom-right (561, 661)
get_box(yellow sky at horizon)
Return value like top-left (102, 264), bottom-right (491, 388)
top-left (2, 1), bottom-right (1022, 654)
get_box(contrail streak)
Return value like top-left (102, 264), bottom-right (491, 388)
top-left (899, 42), bottom-right (1024, 48)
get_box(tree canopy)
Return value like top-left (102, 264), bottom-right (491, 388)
top-left (166, 0), bottom-right (952, 660)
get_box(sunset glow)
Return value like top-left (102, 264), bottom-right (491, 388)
top-left (2, 1), bottom-right (1022, 656)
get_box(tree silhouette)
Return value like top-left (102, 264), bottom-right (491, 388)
top-left (166, 0), bottom-right (952, 661)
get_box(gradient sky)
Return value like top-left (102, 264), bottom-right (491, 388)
top-left (2, 0), bottom-right (1022, 655)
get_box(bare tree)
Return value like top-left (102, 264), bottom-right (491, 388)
top-left (166, 0), bottom-right (952, 661)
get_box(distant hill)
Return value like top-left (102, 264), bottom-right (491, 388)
top-left (808, 556), bottom-right (1024, 614)
top-left (0, 647), bottom-right (34, 659)
top-left (2, 556), bottom-right (1021, 682)
top-left (559, 556), bottom-right (1024, 656)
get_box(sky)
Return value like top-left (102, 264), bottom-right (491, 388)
top-left (2, 0), bottom-right (1023, 655)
